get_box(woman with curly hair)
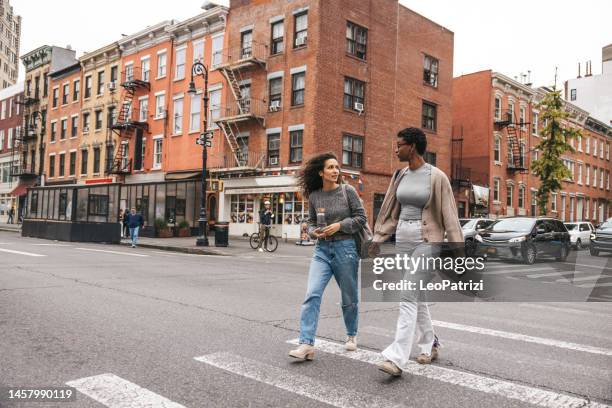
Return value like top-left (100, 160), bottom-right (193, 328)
top-left (288, 152), bottom-right (367, 360)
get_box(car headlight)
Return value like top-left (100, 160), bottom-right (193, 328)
top-left (474, 234), bottom-right (483, 242)
top-left (509, 236), bottom-right (526, 243)
top-left (590, 233), bottom-right (597, 240)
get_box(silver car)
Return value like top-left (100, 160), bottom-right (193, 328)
top-left (564, 221), bottom-right (595, 250)
top-left (460, 218), bottom-right (494, 256)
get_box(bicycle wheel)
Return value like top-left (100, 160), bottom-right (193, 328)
top-left (249, 233), bottom-right (260, 249)
top-left (265, 235), bottom-right (279, 252)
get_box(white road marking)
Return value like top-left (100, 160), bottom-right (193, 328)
top-left (527, 271), bottom-right (590, 278)
top-left (287, 339), bottom-right (610, 408)
top-left (31, 243), bottom-right (72, 247)
top-left (562, 261), bottom-right (611, 271)
top-left (558, 275), bottom-right (609, 282)
top-left (195, 352), bottom-right (400, 408)
top-left (66, 373), bottom-right (185, 407)
top-left (151, 251), bottom-right (178, 257)
top-left (577, 282), bottom-right (612, 288)
top-left (75, 248), bottom-right (149, 257)
top-left (518, 303), bottom-right (612, 318)
top-left (485, 267), bottom-right (551, 276)
top-left (0, 247), bottom-right (46, 257)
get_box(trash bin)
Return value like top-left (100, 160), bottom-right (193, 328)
top-left (215, 221), bottom-right (229, 247)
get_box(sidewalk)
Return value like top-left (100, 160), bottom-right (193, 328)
top-left (121, 234), bottom-right (316, 257)
top-left (0, 223), bottom-right (21, 233)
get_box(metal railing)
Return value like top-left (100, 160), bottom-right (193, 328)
top-left (214, 99), bottom-right (267, 122)
top-left (120, 67), bottom-right (151, 87)
top-left (211, 150), bottom-right (266, 170)
top-left (212, 41), bottom-right (268, 69)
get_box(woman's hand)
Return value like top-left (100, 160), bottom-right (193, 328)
top-left (320, 223), bottom-right (341, 238)
top-left (368, 242), bottom-right (381, 257)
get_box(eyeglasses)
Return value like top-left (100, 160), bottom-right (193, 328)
top-left (396, 142), bottom-right (411, 148)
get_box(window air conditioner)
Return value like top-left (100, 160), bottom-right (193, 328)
top-left (354, 102), bottom-right (364, 113)
top-left (83, 126), bottom-right (90, 133)
top-left (270, 157), bottom-right (279, 165)
top-left (269, 101), bottom-right (281, 111)
top-left (296, 36), bottom-right (306, 46)
top-left (108, 82), bottom-right (117, 91)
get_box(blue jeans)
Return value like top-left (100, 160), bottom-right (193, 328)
top-left (129, 227), bottom-right (140, 246)
top-left (299, 238), bottom-right (359, 345)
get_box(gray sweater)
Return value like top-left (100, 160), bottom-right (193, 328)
top-left (307, 184), bottom-right (367, 238)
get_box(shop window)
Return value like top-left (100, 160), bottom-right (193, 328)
top-left (230, 194), bottom-right (254, 224)
top-left (88, 194), bottom-right (108, 216)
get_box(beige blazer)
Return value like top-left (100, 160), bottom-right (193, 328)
top-left (373, 165), bottom-right (464, 244)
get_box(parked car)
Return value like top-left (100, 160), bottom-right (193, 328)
top-left (590, 218), bottom-right (612, 256)
top-left (460, 218), bottom-right (495, 256)
top-left (564, 221), bottom-right (595, 250)
top-left (474, 217), bottom-right (571, 264)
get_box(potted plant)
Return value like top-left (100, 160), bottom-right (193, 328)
top-left (177, 220), bottom-right (191, 237)
top-left (154, 218), bottom-right (173, 238)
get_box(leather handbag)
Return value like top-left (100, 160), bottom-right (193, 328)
top-left (341, 185), bottom-right (373, 259)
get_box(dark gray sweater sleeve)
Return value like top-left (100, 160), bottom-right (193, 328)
top-left (340, 185), bottom-right (367, 234)
top-left (308, 195), bottom-right (317, 237)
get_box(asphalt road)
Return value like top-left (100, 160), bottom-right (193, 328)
top-left (1, 230), bottom-right (611, 408)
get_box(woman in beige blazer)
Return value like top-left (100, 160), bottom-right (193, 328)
top-left (371, 127), bottom-right (463, 376)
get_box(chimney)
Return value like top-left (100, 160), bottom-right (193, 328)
top-left (578, 62), bottom-right (581, 78)
top-left (526, 70), bottom-right (532, 87)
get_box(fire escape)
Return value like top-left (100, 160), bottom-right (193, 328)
top-left (107, 66), bottom-right (150, 175)
top-left (215, 39), bottom-right (267, 168)
top-left (495, 109), bottom-right (529, 173)
top-left (11, 90), bottom-right (41, 180)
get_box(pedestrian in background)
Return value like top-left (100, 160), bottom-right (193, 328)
top-left (371, 127), bottom-right (463, 376)
top-left (7, 206), bottom-right (14, 224)
top-left (288, 152), bottom-right (367, 360)
top-left (126, 207), bottom-right (144, 248)
top-left (122, 209), bottom-right (130, 239)
top-left (258, 200), bottom-right (274, 252)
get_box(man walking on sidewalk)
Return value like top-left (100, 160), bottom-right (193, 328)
top-left (126, 207), bottom-right (144, 248)
top-left (7, 206), bottom-right (14, 224)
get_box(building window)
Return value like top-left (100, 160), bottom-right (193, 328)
top-left (606, 142), bottom-right (610, 160)
top-left (291, 72), bottom-right (305, 106)
top-left (209, 89), bottom-right (221, 129)
top-left (60, 119), bottom-right (67, 140)
top-left (240, 30), bottom-right (253, 59)
top-left (84, 75), bottom-right (92, 98)
top-left (422, 101), bottom-right (437, 131)
top-left (193, 41), bottom-right (204, 64)
top-left (593, 167), bottom-right (597, 188)
top-left (95, 111), bottom-right (103, 130)
top-left (551, 192), bottom-right (557, 212)
top-left (62, 83), bottom-right (69, 104)
top-left (110, 66), bottom-right (118, 84)
top-left (83, 112), bottom-right (90, 132)
top-left (73, 80), bottom-right (80, 102)
top-left (269, 77), bottom-right (282, 109)
top-left (139, 98), bottom-right (148, 122)
top-left (494, 135), bottom-right (501, 162)
top-left (424, 152), bottom-right (437, 166)
top-left (50, 122), bottom-right (57, 142)
top-left (173, 97), bottom-right (183, 134)
top-left (585, 164), bottom-right (590, 186)
top-left (153, 138), bottom-right (163, 169)
top-left (346, 21), bottom-right (367, 60)
top-left (577, 135), bottom-right (582, 151)
top-left (342, 134), bottom-right (363, 168)
top-left (294, 11), bottom-right (308, 48)
top-left (585, 137), bottom-right (590, 154)
top-left (267, 133), bottom-right (280, 166)
top-left (91, 147), bottom-right (100, 174)
top-left (175, 48), bottom-right (186, 80)
top-left (59, 153), bottom-right (65, 177)
top-left (570, 89), bottom-right (576, 101)
top-left (508, 101), bottom-right (514, 122)
top-left (69, 151), bottom-right (76, 176)
top-left (157, 52), bottom-right (167, 78)
top-left (519, 106), bottom-right (526, 128)
top-left (600, 140), bottom-right (604, 158)
top-left (494, 96), bottom-right (502, 120)
top-left (506, 184), bottom-right (513, 207)
top-left (607, 170), bottom-right (610, 191)
top-left (141, 58), bottom-right (150, 82)
top-left (577, 163), bottom-right (583, 184)
top-left (230, 195), bottom-right (255, 224)
top-left (531, 192), bottom-right (537, 216)
top-left (493, 179), bottom-right (500, 202)
top-left (140, 139), bottom-right (146, 171)
top-left (518, 185), bottom-right (525, 208)
top-left (71, 116), bottom-right (78, 138)
top-left (593, 139), bottom-right (597, 157)
top-left (600, 168), bottom-right (604, 189)
top-left (155, 94), bottom-right (165, 118)
top-left (81, 149), bottom-right (88, 175)
top-left (48, 155), bottom-right (55, 178)
top-left (423, 55), bottom-right (439, 87)
top-left (211, 34), bottom-right (224, 67)
top-left (189, 94), bottom-right (200, 132)
top-left (52, 87), bottom-right (58, 107)
top-left (343, 77), bottom-right (365, 111)
top-left (96, 71), bottom-right (104, 95)
top-left (88, 195), bottom-right (109, 217)
top-left (271, 20), bottom-right (284, 55)
top-left (289, 130), bottom-right (303, 163)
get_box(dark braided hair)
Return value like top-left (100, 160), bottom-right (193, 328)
top-left (297, 152), bottom-right (342, 198)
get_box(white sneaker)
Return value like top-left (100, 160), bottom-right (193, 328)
top-left (345, 336), bottom-right (357, 351)
top-left (258, 247), bottom-right (264, 252)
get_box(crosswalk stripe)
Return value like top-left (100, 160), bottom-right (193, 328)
top-left (558, 275), bottom-right (609, 282)
top-left (75, 248), bottom-right (149, 257)
top-left (31, 243), bottom-right (72, 247)
top-left (66, 373), bottom-right (185, 407)
top-left (194, 352), bottom-right (400, 408)
top-left (518, 303), bottom-right (612, 318)
top-left (485, 267), bottom-right (551, 276)
top-left (287, 339), bottom-right (609, 408)
top-left (577, 282), bottom-right (612, 288)
top-left (528, 271), bottom-right (590, 278)
top-left (362, 319), bottom-right (612, 356)
top-left (0, 247), bottom-right (46, 257)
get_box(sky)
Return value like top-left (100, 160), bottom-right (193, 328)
top-left (15, 0), bottom-right (612, 87)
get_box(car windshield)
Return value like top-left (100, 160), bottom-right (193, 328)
top-left (460, 219), bottom-right (476, 229)
top-left (565, 223), bottom-right (578, 231)
top-left (488, 218), bottom-right (535, 233)
top-left (600, 221), bottom-right (612, 229)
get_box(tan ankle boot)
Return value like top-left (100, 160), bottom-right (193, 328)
top-left (345, 336), bottom-right (357, 351)
top-left (378, 360), bottom-right (402, 376)
top-left (416, 353), bottom-right (432, 364)
top-left (289, 344), bottom-right (315, 360)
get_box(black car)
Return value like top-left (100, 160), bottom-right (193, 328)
top-left (590, 218), bottom-right (612, 256)
top-left (474, 217), bottom-right (571, 264)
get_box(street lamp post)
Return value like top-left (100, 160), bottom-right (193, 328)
top-left (188, 61), bottom-right (211, 247)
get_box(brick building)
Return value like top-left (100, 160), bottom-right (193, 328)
top-left (452, 70), bottom-right (611, 224)
top-left (0, 81), bottom-right (22, 220)
top-left (0, 0), bottom-right (21, 89)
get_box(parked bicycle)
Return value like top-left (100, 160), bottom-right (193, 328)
top-left (249, 224), bottom-right (279, 252)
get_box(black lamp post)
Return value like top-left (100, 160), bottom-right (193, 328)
top-left (188, 61), bottom-right (211, 247)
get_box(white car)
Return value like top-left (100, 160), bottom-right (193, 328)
top-left (564, 221), bottom-right (595, 250)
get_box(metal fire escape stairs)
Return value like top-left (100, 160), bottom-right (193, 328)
top-left (496, 109), bottom-right (529, 174)
top-left (107, 68), bottom-right (150, 175)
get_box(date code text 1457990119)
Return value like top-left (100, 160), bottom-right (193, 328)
top-left (0, 387), bottom-right (77, 402)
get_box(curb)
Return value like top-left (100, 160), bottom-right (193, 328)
top-left (0, 228), bottom-right (21, 233)
top-left (118, 241), bottom-right (229, 256)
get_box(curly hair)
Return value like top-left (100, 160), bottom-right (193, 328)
top-left (296, 152), bottom-right (342, 197)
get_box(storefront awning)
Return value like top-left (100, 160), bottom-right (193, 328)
top-left (9, 183), bottom-right (30, 197)
top-left (472, 185), bottom-right (489, 207)
top-left (225, 186), bottom-right (301, 195)
top-left (165, 171), bottom-right (202, 181)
